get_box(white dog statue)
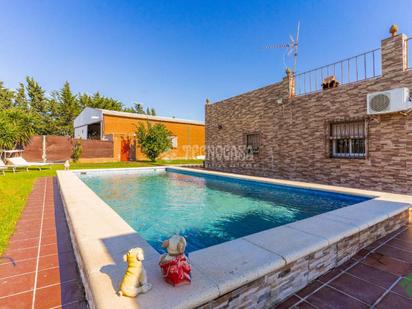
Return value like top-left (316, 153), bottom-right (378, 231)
top-left (118, 247), bottom-right (152, 297)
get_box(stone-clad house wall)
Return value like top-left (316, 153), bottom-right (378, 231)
top-left (205, 33), bottom-right (412, 194)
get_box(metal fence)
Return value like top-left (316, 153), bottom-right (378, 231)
top-left (295, 48), bottom-right (381, 96)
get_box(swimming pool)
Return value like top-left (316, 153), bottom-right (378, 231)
top-left (79, 168), bottom-right (370, 253)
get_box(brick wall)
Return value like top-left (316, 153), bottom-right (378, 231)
top-left (205, 33), bottom-right (412, 194)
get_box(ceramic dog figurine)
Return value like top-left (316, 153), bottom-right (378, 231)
top-left (159, 235), bottom-right (191, 286)
top-left (118, 247), bottom-right (152, 297)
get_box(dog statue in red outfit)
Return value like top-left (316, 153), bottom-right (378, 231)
top-left (159, 235), bottom-right (191, 286)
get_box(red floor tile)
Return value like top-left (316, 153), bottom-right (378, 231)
top-left (41, 222), bottom-right (57, 231)
top-left (386, 238), bottom-right (412, 253)
top-left (0, 272), bottom-right (35, 297)
top-left (279, 225), bottom-right (412, 308)
top-left (39, 243), bottom-right (58, 257)
top-left (38, 254), bottom-right (59, 271)
top-left (376, 292), bottom-right (412, 308)
top-left (352, 248), bottom-right (370, 261)
top-left (0, 258), bottom-right (36, 279)
top-left (391, 277), bottom-right (412, 300)
top-left (14, 220), bottom-right (42, 230)
top-left (376, 244), bottom-right (412, 263)
top-left (8, 231), bottom-right (40, 242)
top-left (13, 225), bottom-right (41, 234)
top-left (36, 267), bottom-right (61, 288)
top-left (0, 177), bottom-right (86, 309)
top-left (2, 247), bottom-right (39, 264)
top-left (37, 262), bottom-right (80, 288)
top-left (0, 290), bottom-right (33, 309)
top-left (276, 295), bottom-right (301, 308)
top-left (336, 258), bottom-right (358, 271)
top-left (296, 280), bottom-right (322, 298)
top-left (317, 268), bottom-right (342, 283)
top-left (306, 286), bottom-right (368, 309)
top-left (362, 252), bottom-right (412, 276)
top-left (395, 230), bottom-right (412, 243)
top-left (6, 238), bottom-right (40, 251)
top-left (346, 263), bottom-right (398, 289)
top-left (8, 233), bottom-right (39, 243)
top-left (294, 301), bottom-right (317, 308)
top-left (328, 273), bottom-right (385, 305)
top-left (34, 280), bottom-right (84, 309)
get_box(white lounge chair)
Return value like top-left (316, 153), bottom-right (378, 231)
top-left (0, 160), bottom-right (8, 175)
top-left (6, 157), bottom-right (51, 171)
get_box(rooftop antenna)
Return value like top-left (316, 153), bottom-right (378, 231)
top-left (266, 21), bottom-right (300, 74)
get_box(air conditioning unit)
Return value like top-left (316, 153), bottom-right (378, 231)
top-left (367, 87), bottom-right (411, 115)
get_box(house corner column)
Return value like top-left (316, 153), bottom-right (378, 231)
top-left (282, 69), bottom-right (296, 98)
top-left (381, 25), bottom-right (408, 77)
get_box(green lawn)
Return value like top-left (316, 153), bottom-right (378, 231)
top-left (0, 159), bottom-right (202, 254)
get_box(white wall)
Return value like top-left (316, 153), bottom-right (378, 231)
top-left (74, 125), bottom-right (88, 139)
top-left (74, 107), bottom-right (103, 128)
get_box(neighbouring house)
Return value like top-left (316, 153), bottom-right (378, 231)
top-left (206, 28), bottom-right (412, 194)
top-left (74, 108), bottom-right (205, 161)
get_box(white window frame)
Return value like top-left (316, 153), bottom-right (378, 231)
top-left (170, 136), bottom-right (178, 149)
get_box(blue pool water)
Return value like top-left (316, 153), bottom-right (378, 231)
top-left (79, 168), bottom-right (370, 253)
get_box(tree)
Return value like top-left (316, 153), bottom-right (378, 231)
top-left (26, 77), bottom-right (47, 113)
top-left (0, 108), bottom-right (36, 149)
top-left (57, 82), bottom-right (80, 136)
top-left (14, 83), bottom-right (28, 110)
top-left (25, 77), bottom-right (53, 135)
top-left (144, 107), bottom-right (157, 116)
top-left (133, 103), bottom-right (145, 114)
top-left (124, 103), bottom-right (156, 115)
top-left (123, 103), bottom-right (146, 115)
top-left (0, 82), bottom-right (14, 109)
top-left (0, 77), bottom-right (161, 139)
top-left (71, 140), bottom-right (82, 162)
top-left (87, 92), bottom-right (124, 111)
top-left (136, 122), bottom-right (172, 161)
top-left (78, 93), bottom-right (93, 109)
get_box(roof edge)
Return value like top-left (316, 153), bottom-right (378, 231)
top-left (91, 108), bottom-right (204, 125)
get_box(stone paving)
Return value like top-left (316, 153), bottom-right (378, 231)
top-left (0, 177), bottom-right (87, 309)
top-left (278, 223), bottom-right (412, 308)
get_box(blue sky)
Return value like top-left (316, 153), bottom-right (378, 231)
top-left (1, 0), bottom-right (411, 120)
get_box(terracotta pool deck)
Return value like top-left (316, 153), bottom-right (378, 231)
top-left (278, 223), bottom-right (412, 308)
top-left (1, 176), bottom-right (412, 308)
top-left (0, 177), bottom-right (86, 309)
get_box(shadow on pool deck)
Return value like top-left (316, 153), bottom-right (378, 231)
top-left (99, 234), bottom-right (142, 294)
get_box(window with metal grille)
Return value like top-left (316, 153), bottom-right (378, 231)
top-left (329, 120), bottom-right (366, 158)
top-left (246, 133), bottom-right (260, 154)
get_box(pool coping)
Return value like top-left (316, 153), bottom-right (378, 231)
top-left (56, 167), bottom-right (412, 309)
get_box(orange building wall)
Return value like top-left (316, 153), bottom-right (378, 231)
top-left (103, 115), bottom-right (205, 161)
